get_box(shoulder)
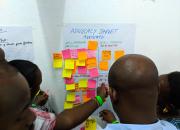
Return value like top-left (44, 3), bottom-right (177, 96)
top-left (159, 120), bottom-right (178, 130)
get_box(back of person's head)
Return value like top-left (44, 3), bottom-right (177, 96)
top-left (0, 62), bottom-right (36, 130)
top-left (108, 54), bottom-right (159, 123)
top-left (168, 71), bottom-right (180, 109)
top-left (8, 60), bottom-right (39, 89)
top-left (0, 48), bottom-right (5, 62)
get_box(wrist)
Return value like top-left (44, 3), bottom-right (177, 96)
top-left (112, 120), bottom-right (119, 124)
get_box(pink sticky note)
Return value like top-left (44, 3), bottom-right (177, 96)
top-left (87, 50), bottom-right (96, 58)
top-left (77, 48), bottom-right (87, 52)
top-left (64, 77), bottom-right (74, 84)
top-left (88, 80), bottom-right (96, 89)
top-left (62, 49), bottom-right (71, 59)
top-left (78, 66), bottom-right (87, 74)
top-left (89, 68), bottom-right (99, 78)
top-left (87, 90), bottom-right (96, 98)
top-left (70, 49), bottom-right (78, 59)
top-left (74, 95), bottom-right (81, 104)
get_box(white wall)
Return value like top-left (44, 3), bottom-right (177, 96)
top-left (0, 0), bottom-right (180, 112)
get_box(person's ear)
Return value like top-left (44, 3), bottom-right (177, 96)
top-left (109, 87), bottom-right (118, 104)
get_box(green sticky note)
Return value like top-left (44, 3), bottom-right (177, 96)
top-left (62, 69), bottom-right (72, 78)
top-left (66, 92), bottom-right (76, 102)
top-left (79, 79), bottom-right (88, 88)
top-left (65, 59), bottom-right (74, 69)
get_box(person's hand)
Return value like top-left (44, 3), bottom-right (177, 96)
top-left (34, 91), bottom-right (48, 106)
top-left (100, 109), bottom-right (117, 123)
top-left (97, 83), bottom-right (109, 101)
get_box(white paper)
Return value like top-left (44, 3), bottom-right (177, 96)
top-left (0, 26), bottom-right (33, 61)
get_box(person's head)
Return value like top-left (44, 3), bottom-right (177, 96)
top-left (8, 60), bottom-right (42, 99)
top-left (0, 48), bottom-right (5, 62)
top-left (108, 54), bottom-right (159, 123)
top-left (0, 62), bottom-right (36, 130)
top-left (158, 71), bottom-right (180, 115)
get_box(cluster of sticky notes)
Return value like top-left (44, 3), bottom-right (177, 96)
top-left (53, 53), bottom-right (62, 68)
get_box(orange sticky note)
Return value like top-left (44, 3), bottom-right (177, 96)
top-left (102, 50), bottom-right (111, 60)
top-left (86, 58), bottom-right (97, 65)
top-left (88, 40), bottom-right (98, 50)
top-left (99, 61), bottom-right (108, 71)
top-left (53, 53), bottom-right (62, 59)
top-left (72, 61), bottom-right (77, 74)
top-left (114, 50), bottom-right (125, 60)
top-left (66, 84), bottom-right (75, 91)
top-left (82, 94), bottom-right (91, 103)
top-left (78, 51), bottom-right (87, 60)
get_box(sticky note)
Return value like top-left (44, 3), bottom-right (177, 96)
top-left (66, 84), bottom-right (75, 91)
top-left (78, 66), bottom-right (87, 74)
top-left (88, 40), bottom-right (98, 50)
top-left (62, 49), bottom-right (71, 59)
top-left (79, 79), bottom-right (88, 88)
top-left (87, 50), bottom-right (96, 58)
top-left (78, 51), bottom-right (87, 60)
top-left (62, 69), bottom-right (72, 78)
top-left (85, 119), bottom-right (96, 130)
top-left (64, 102), bottom-right (73, 109)
top-left (64, 77), bottom-right (74, 84)
top-left (77, 48), bottom-right (87, 52)
top-left (53, 59), bottom-right (62, 68)
top-left (87, 90), bottom-right (96, 98)
top-left (72, 62), bottom-right (77, 74)
top-left (89, 68), bottom-right (99, 78)
top-left (114, 50), bottom-right (125, 60)
top-left (76, 60), bottom-right (86, 66)
top-left (88, 80), bottom-right (96, 89)
top-left (102, 50), bottom-right (111, 60)
top-left (74, 95), bottom-right (81, 104)
top-left (82, 94), bottom-right (91, 103)
top-left (70, 49), bottom-right (78, 59)
top-left (53, 53), bottom-right (62, 59)
top-left (86, 58), bottom-right (97, 65)
top-left (99, 61), bottom-right (108, 71)
top-left (65, 59), bottom-right (74, 69)
top-left (66, 92), bottom-right (76, 102)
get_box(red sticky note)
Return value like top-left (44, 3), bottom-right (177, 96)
top-left (62, 49), bottom-right (71, 59)
top-left (88, 80), bottom-right (96, 89)
top-left (87, 90), bottom-right (96, 98)
top-left (87, 50), bottom-right (96, 58)
top-left (64, 77), bottom-right (74, 84)
top-left (89, 68), bottom-right (99, 78)
top-left (70, 49), bottom-right (78, 59)
top-left (78, 66), bottom-right (87, 74)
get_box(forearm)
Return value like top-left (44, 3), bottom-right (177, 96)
top-left (54, 99), bottom-right (99, 130)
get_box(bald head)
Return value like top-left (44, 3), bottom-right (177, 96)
top-left (0, 63), bottom-right (30, 118)
top-left (109, 54), bottom-right (158, 91)
top-left (0, 48), bottom-right (5, 61)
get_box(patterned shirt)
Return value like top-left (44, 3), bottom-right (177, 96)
top-left (167, 118), bottom-right (180, 130)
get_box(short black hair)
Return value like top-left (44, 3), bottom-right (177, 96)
top-left (168, 71), bottom-right (180, 109)
top-left (8, 60), bottom-right (39, 89)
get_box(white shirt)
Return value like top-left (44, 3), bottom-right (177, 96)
top-left (97, 120), bottom-right (177, 130)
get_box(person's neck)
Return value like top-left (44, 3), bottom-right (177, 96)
top-left (117, 104), bottom-right (158, 124)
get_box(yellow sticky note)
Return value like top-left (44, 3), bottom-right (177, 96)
top-left (65, 59), bottom-right (74, 69)
top-left (102, 50), bottom-right (111, 60)
top-left (79, 79), bottom-right (88, 88)
top-left (62, 69), bottom-right (72, 78)
top-left (115, 50), bottom-right (125, 60)
top-left (64, 102), bottom-right (73, 109)
top-left (99, 61), bottom-right (108, 71)
top-left (66, 92), bottom-right (76, 102)
top-left (66, 84), bottom-right (75, 91)
top-left (85, 119), bottom-right (96, 130)
top-left (78, 51), bottom-right (87, 60)
top-left (88, 40), bottom-right (98, 50)
top-left (76, 60), bottom-right (86, 66)
top-left (53, 59), bottom-right (62, 68)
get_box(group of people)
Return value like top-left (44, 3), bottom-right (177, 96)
top-left (0, 47), bottom-right (179, 130)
